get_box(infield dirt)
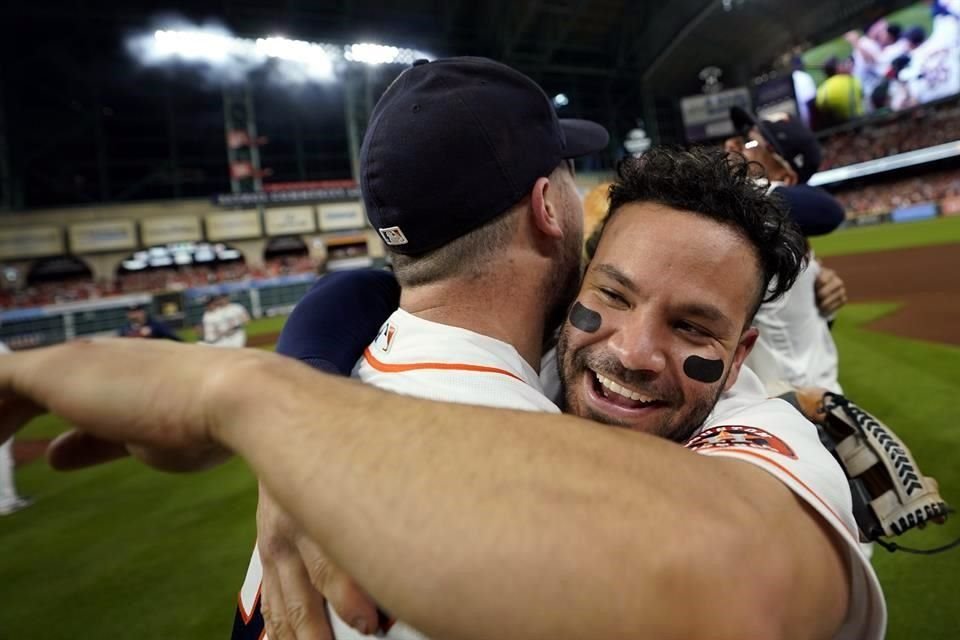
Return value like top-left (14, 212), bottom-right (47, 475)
top-left (823, 242), bottom-right (960, 347)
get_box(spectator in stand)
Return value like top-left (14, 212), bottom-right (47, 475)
top-left (818, 100), bottom-right (960, 170)
top-left (118, 304), bottom-right (182, 341)
top-left (832, 166), bottom-right (960, 218)
top-left (817, 56), bottom-right (864, 126)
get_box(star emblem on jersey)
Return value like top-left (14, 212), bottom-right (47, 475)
top-left (685, 425), bottom-right (797, 459)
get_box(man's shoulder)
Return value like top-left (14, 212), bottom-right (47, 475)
top-left (356, 311), bottom-right (558, 413)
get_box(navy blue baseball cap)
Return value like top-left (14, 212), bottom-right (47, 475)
top-left (731, 106), bottom-right (822, 184)
top-left (361, 57), bottom-right (610, 255)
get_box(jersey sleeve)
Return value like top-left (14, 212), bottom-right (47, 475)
top-left (686, 399), bottom-right (886, 639)
top-left (276, 269), bottom-right (401, 374)
top-left (772, 185), bottom-right (846, 237)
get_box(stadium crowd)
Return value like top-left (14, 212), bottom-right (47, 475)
top-left (832, 165), bottom-right (960, 217)
top-left (0, 255), bottom-right (320, 311)
top-left (818, 100), bottom-right (960, 169)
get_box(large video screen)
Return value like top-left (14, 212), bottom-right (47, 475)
top-left (795, 1), bottom-right (960, 130)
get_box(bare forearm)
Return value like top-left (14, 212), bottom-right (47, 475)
top-left (218, 361), bottom-right (777, 639)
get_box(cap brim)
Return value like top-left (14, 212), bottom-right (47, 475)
top-left (560, 119), bottom-right (610, 157)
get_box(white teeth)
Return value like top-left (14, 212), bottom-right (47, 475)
top-left (594, 371), bottom-right (655, 403)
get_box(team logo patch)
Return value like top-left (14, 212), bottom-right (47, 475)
top-left (379, 225), bottom-right (409, 246)
top-left (685, 425), bottom-right (797, 459)
top-left (374, 322), bottom-right (398, 353)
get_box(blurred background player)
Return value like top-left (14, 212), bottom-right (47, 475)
top-left (845, 19), bottom-right (904, 111)
top-left (118, 304), bottom-right (182, 341)
top-left (217, 295), bottom-right (252, 348)
top-left (201, 295), bottom-right (251, 348)
top-left (728, 107), bottom-right (846, 395)
top-left (792, 56), bottom-right (819, 127)
top-left (0, 339), bottom-right (31, 516)
top-left (816, 55), bottom-right (864, 126)
top-left (898, 1), bottom-right (960, 106)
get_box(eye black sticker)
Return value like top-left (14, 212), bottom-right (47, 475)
top-left (568, 301), bottom-right (602, 333)
top-left (683, 355), bottom-right (724, 383)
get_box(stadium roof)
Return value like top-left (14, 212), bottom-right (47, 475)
top-left (3, 0), bottom-right (918, 209)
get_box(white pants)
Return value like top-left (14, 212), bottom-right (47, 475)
top-left (0, 438), bottom-right (20, 509)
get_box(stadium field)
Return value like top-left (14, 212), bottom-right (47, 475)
top-left (811, 215), bottom-right (960, 257)
top-left (2, 228), bottom-right (959, 638)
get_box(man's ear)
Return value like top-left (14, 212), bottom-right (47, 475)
top-left (779, 162), bottom-right (800, 187)
top-left (530, 176), bottom-right (564, 240)
top-left (723, 326), bottom-right (759, 392)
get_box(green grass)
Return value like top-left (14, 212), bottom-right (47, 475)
top-left (0, 455), bottom-right (258, 638)
top-left (811, 216), bottom-right (960, 256)
top-left (4, 301), bottom-right (959, 638)
top-left (831, 304), bottom-right (960, 639)
top-left (178, 314), bottom-right (288, 342)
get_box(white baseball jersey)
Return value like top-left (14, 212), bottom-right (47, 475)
top-left (747, 254), bottom-right (842, 395)
top-left (238, 308), bottom-right (558, 640)
top-left (205, 304), bottom-right (250, 348)
top-left (0, 340), bottom-right (20, 512)
top-left (904, 15), bottom-right (960, 104)
top-left (689, 366), bottom-right (886, 640)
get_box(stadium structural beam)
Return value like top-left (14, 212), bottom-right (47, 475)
top-left (501, 0), bottom-right (543, 60)
top-left (537, 0), bottom-right (594, 65)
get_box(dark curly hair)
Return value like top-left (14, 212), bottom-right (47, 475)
top-left (592, 146), bottom-right (806, 314)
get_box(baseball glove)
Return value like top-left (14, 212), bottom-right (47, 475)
top-left (781, 388), bottom-right (955, 552)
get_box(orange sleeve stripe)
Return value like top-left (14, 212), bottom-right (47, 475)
top-left (363, 347), bottom-right (525, 382)
top-left (697, 446), bottom-right (859, 541)
top-left (237, 583), bottom-right (261, 625)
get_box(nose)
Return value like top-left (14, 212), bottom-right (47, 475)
top-left (606, 309), bottom-right (667, 375)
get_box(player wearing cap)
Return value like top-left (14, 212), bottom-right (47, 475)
top-left (728, 107), bottom-right (844, 395)
top-left (233, 56), bottom-right (608, 640)
top-left (118, 305), bottom-right (182, 341)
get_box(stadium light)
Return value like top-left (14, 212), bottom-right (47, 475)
top-left (345, 43), bottom-right (400, 65)
top-left (153, 29), bottom-right (251, 64)
top-left (553, 93), bottom-right (569, 108)
top-left (255, 37), bottom-right (335, 79)
top-left (134, 26), bottom-right (432, 82)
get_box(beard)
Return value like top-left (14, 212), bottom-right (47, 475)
top-left (556, 329), bottom-right (728, 444)
top-left (542, 218), bottom-right (585, 340)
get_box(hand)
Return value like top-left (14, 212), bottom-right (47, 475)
top-left (257, 484), bottom-right (379, 639)
top-left (844, 31), bottom-right (860, 47)
top-left (815, 266), bottom-right (848, 318)
top-left (0, 339), bottom-right (240, 471)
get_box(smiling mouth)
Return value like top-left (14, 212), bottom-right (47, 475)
top-left (590, 370), bottom-right (665, 411)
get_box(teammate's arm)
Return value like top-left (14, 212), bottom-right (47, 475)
top-left (249, 268), bottom-right (400, 639)
top-left (1, 340), bottom-right (848, 640)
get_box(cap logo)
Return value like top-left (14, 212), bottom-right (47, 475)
top-left (794, 154), bottom-right (805, 168)
top-left (378, 226), bottom-right (409, 246)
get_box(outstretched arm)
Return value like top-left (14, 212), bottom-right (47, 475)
top-left (0, 340), bottom-right (848, 640)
